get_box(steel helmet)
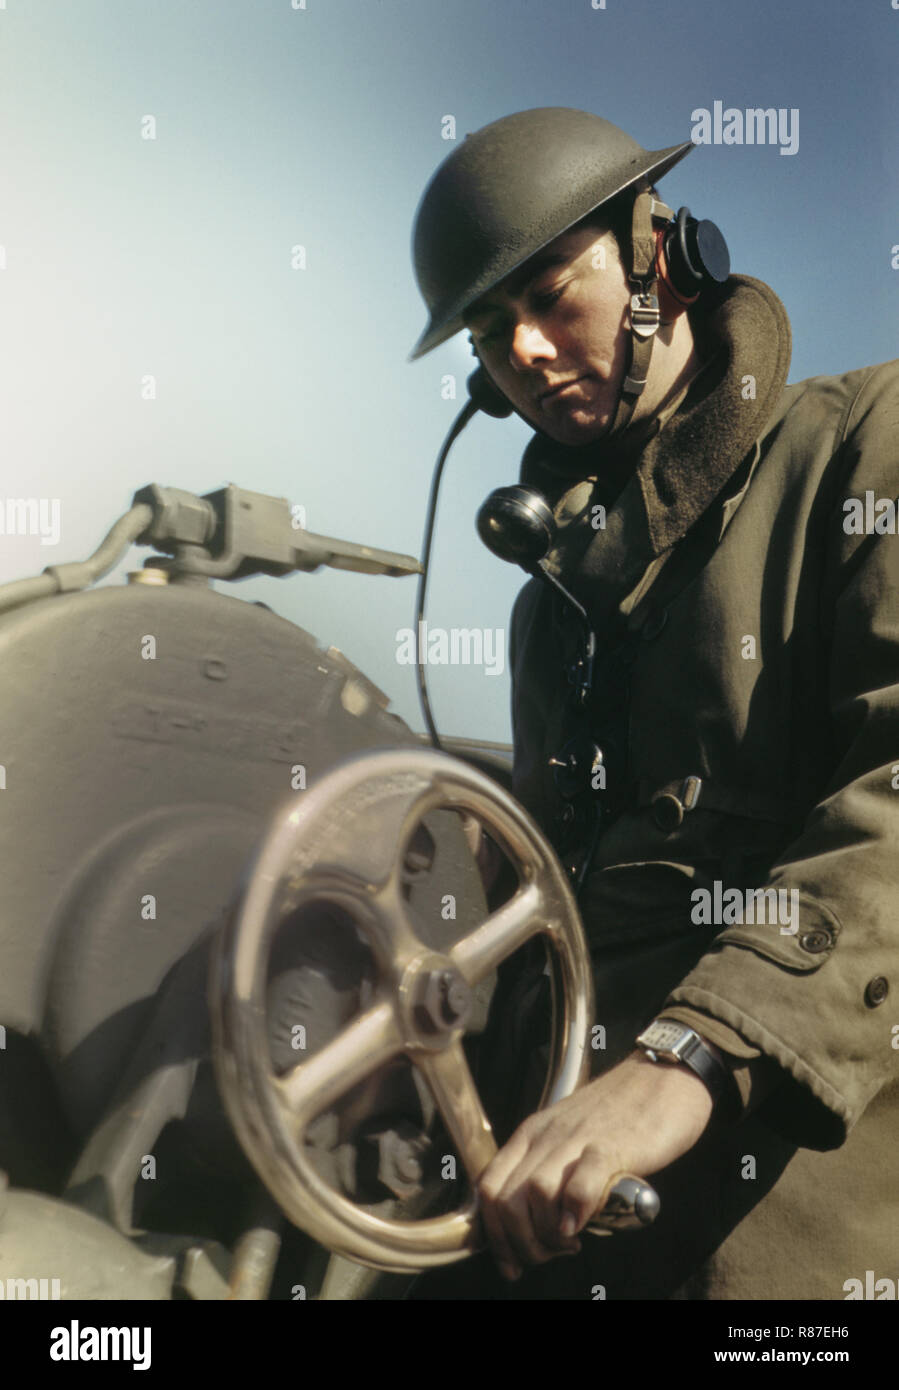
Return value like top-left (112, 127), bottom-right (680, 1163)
top-left (409, 106), bottom-right (693, 362)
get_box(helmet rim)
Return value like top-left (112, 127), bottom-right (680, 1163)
top-left (408, 108), bottom-right (694, 362)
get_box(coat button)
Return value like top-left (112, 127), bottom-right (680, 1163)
top-left (864, 976), bottom-right (889, 1007)
top-left (799, 928), bottom-right (833, 954)
top-left (651, 793), bottom-right (683, 832)
top-left (641, 609), bottom-right (668, 640)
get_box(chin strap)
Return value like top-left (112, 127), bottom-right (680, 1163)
top-left (607, 187), bottom-right (662, 437)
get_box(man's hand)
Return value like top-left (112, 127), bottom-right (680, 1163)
top-left (477, 1051), bottom-right (714, 1281)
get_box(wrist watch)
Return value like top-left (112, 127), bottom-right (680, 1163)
top-left (634, 1017), bottom-right (731, 1105)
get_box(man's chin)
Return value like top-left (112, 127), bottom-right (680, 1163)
top-left (538, 412), bottom-right (613, 447)
top-left (509, 401), bottom-right (611, 446)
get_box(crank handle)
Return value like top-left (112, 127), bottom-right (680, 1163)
top-left (584, 1173), bottom-right (660, 1236)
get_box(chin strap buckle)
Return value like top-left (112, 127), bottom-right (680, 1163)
top-left (629, 284), bottom-right (661, 340)
top-left (607, 188), bottom-right (662, 434)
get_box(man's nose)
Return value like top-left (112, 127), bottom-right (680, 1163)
top-left (508, 321), bottom-right (556, 370)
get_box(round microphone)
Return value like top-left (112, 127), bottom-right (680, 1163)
top-left (476, 486), bottom-right (556, 568)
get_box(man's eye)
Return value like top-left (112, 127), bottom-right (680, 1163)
top-left (533, 285), bottom-right (564, 310)
top-left (472, 285), bottom-right (563, 348)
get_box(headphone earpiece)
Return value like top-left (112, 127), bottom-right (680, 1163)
top-left (466, 363), bottom-right (514, 418)
top-left (653, 206), bottom-right (731, 322)
top-left (466, 338), bottom-right (514, 417)
top-left (654, 222), bottom-right (699, 320)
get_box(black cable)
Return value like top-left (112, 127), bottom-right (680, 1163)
top-left (415, 398), bottom-right (479, 749)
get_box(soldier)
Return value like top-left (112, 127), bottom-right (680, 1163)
top-left (407, 108), bottom-right (899, 1299)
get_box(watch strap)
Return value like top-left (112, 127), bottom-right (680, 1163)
top-left (676, 1030), bottom-right (729, 1104)
top-left (636, 1018), bottom-right (731, 1105)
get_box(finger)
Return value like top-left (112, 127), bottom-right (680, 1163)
top-left (524, 1162), bottom-right (584, 1253)
top-left (477, 1120), bottom-right (542, 1202)
top-left (478, 1178), bottom-right (525, 1281)
top-left (558, 1145), bottom-right (616, 1235)
top-left (478, 1118), bottom-right (576, 1274)
top-left (477, 1131), bottom-right (536, 1279)
top-left (491, 1184), bottom-right (564, 1272)
top-left (478, 1138), bottom-right (548, 1278)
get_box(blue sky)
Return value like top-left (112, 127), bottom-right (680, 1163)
top-left (0, 0), bottom-right (895, 743)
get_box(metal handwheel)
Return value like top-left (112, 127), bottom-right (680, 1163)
top-left (210, 747), bottom-right (658, 1272)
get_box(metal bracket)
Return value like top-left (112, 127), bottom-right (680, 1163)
top-left (132, 483), bottom-right (421, 581)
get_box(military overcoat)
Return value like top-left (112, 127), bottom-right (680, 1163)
top-left (506, 275), bottom-right (899, 1300)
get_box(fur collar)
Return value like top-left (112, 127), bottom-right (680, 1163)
top-left (517, 275), bottom-right (792, 618)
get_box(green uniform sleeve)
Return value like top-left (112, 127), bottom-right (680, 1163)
top-left (663, 362), bottom-right (899, 1150)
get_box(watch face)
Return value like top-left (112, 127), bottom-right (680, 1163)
top-left (643, 1020), bottom-right (689, 1052)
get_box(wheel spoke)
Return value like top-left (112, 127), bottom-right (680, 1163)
top-left (276, 999), bottom-right (402, 1124)
top-left (274, 765), bottom-right (456, 966)
top-left (450, 879), bottom-right (548, 983)
top-left (416, 1042), bottom-right (497, 1183)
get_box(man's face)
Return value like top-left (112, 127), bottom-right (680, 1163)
top-left (463, 222), bottom-right (631, 446)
